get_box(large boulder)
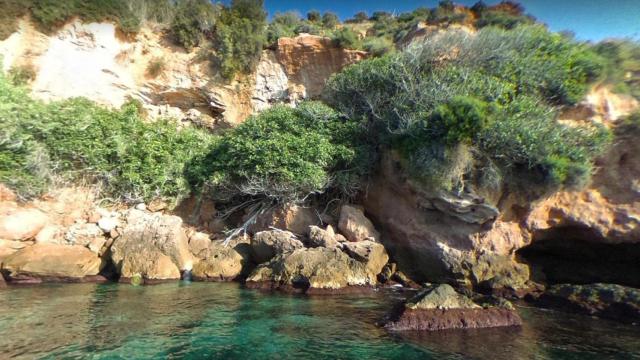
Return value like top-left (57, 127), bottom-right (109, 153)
top-left (0, 240), bottom-right (32, 260)
top-left (247, 247), bottom-right (377, 292)
top-left (363, 153), bottom-right (529, 288)
top-left (342, 240), bottom-right (388, 276)
top-left (248, 204), bottom-right (319, 235)
top-left (1, 244), bottom-right (104, 280)
top-left (535, 283), bottom-right (640, 324)
top-left (0, 208), bottom-right (48, 241)
top-left (338, 205), bottom-right (379, 242)
top-left (192, 241), bottom-right (251, 281)
top-left (110, 209), bottom-right (194, 281)
top-left (250, 230), bottom-right (304, 264)
top-left (384, 284), bottom-right (522, 331)
top-left (307, 225), bottom-right (341, 248)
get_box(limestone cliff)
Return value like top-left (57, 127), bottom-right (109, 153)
top-left (0, 20), bottom-right (366, 127)
top-left (363, 87), bottom-right (640, 291)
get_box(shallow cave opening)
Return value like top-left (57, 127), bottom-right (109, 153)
top-left (517, 226), bottom-right (640, 288)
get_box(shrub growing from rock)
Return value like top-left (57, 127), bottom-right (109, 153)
top-left (325, 25), bottom-right (610, 195)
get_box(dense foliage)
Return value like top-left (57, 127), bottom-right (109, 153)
top-left (198, 102), bottom-right (371, 204)
top-left (0, 75), bottom-right (214, 202)
top-left (594, 40), bottom-right (640, 100)
top-left (170, 0), bottom-right (218, 49)
top-left (325, 25), bottom-right (610, 195)
top-left (212, 0), bottom-right (267, 79)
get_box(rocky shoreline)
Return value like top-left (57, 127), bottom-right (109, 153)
top-left (1, 185), bottom-right (639, 330)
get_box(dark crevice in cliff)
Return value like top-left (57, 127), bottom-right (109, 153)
top-left (517, 226), bottom-right (640, 288)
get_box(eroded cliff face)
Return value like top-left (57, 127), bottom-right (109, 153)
top-left (252, 34), bottom-right (368, 110)
top-left (0, 21), bottom-right (367, 127)
top-left (363, 87), bottom-right (640, 291)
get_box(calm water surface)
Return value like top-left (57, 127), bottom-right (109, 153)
top-left (0, 282), bottom-right (638, 359)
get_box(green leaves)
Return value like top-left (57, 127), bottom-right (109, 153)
top-left (205, 102), bottom-right (369, 203)
top-left (0, 75), bottom-right (214, 202)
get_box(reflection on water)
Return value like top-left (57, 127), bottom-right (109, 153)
top-left (0, 283), bottom-right (638, 359)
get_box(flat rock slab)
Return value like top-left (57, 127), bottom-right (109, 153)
top-left (385, 307), bottom-right (522, 331)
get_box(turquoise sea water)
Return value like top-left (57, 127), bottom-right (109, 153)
top-left (0, 282), bottom-right (638, 359)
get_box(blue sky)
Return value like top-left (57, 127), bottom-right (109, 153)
top-left (259, 0), bottom-right (640, 42)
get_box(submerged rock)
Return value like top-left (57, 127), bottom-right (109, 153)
top-left (1, 244), bottom-right (104, 281)
top-left (384, 284), bottom-right (522, 331)
top-left (192, 241), bottom-right (251, 281)
top-left (250, 230), bottom-right (304, 264)
top-left (535, 283), bottom-right (640, 324)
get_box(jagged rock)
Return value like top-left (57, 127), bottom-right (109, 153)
top-left (307, 225), bottom-right (339, 248)
top-left (246, 247), bottom-right (376, 291)
top-left (250, 230), bottom-right (304, 264)
top-left (384, 284), bottom-right (522, 331)
top-left (192, 241), bottom-right (251, 281)
top-left (1, 244), bottom-right (104, 280)
top-left (148, 199), bottom-right (168, 212)
top-left (342, 240), bottom-right (388, 276)
top-left (0, 272), bottom-right (5, 288)
top-left (427, 192), bottom-right (499, 225)
top-left (535, 283), bottom-right (640, 324)
top-left (275, 34), bottom-right (367, 98)
top-left (253, 51), bottom-right (289, 111)
top-left (338, 205), bottom-right (379, 242)
top-left (248, 204), bottom-right (319, 235)
top-left (65, 223), bottom-right (104, 247)
top-left (110, 209), bottom-right (194, 281)
top-left (407, 284), bottom-right (480, 310)
top-left (0, 208), bottom-right (49, 241)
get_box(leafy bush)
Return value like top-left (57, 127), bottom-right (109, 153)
top-left (30, 0), bottom-right (141, 34)
top-left (202, 102), bottom-right (370, 204)
top-left (473, 1), bottom-right (535, 29)
top-left (170, 0), bottom-right (218, 49)
top-left (322, 12), bottom-right (339, 29)
top-left (593, 40), bottom-right (640, 100)
top-left (331, 28), bottom-right (361, 49)
top-left (266, 11), bottom-right (303, 45)
top-left (363, 37), bottom-right (394, 57)
top-left (212, 0), bottom-right (267, 80)
top-left (0, 74), bottom-right (214, 202)
top-left (325, 25), bottom-right (610, 194)
top-left (307, 10), bottom-right (321, 22)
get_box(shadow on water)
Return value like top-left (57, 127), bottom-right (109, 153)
top-left (0, 283), bottom-right (638, 359)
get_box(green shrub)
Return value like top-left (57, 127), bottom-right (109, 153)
top-left (202, 102), bottom-right (370, 203)
top-left (30, 0), bottom-right (141, 34)
top-left (170, 0), bottom-right (218, 49)
top-left (363, 37), bottom-right (394, 57)
top-left (322, 12), bottom-right (339, 29)
top-left (325, 25), bottom-right (610, 195)
top-left (307, 10), bottom-right (321, 22)
top-left (0, 74), bottom-right (214, 202)
top-left (266, 11), bottom-right (302, 45)
top-left (593, 40), bottom-right (640, 100)
top-left (331, 28), bottom-right (361, 49)
top-left (213, 0), bottom-right (267, 80)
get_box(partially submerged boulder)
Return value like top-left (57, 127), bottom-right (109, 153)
top-left (535, 283), bottom-right (640, 324)
top-left (384, 284), bottom-right (522, 331)
top-left (338, 205), bottom-right (379, 242)
top-left (1, 244), bottom-right (104, 282)
top-left (110, 209), bottom-right (194, 282)
top-left (246, 247), bottom-right (377, 292)
top-left (192, 241), bottom-right (251, 281)
top-left (250, 230), bottom-right (304, 264)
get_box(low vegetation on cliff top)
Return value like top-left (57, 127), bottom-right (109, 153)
top-left (2, 1), bottom-right (636, 212)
